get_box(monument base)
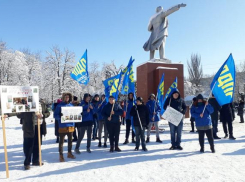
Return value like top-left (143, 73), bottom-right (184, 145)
top-left (136, 61), bottom-right (184, 103)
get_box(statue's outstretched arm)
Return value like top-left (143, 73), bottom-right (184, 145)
top-left (161, 3), bottom-right (186, 18)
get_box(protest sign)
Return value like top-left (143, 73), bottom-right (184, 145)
top-left (162, 106), bottom-right (184, 126)
top-left (61, 107), bottom-right (83, 123)
top-left (0, 86), bottom-right (39, 115)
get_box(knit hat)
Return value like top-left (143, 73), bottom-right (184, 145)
top-left (196, 94), bottom-right (204, 100)
top-left (136, 97), bottom-right (143, 103)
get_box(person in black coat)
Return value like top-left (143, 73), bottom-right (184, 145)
top-left (190, 97), bottom-right (197, 132)
top-left (237, 100), bottom-right (244, 123)
top-left (220, 103), bottom-right (236, 140)
top-left (208, 95), bottom-right (221, 139)
top-left (130, 97), bottom-right (149, 151)
top-left (164, 90), bottom-right (187, 150)
top-left (102, 96), bottom-right (123, 152)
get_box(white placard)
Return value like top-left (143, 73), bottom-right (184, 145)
top-left (0, 86), bottom-right (39, 115)
top-left (61, 107), bottom-right (83, 123)
top-left (162, 106), bottom-right (184, 126)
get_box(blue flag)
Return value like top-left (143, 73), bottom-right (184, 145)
top-left (211, 54), bottom-right (236, 106)
top-left (103, 74), bottom-right (119, 102)
top-left (70, 50), bottom-right (89, 85)
top-left (109, 71), bottom-right (122, 100)
top-left (162, 77), bottom-right (178, 114)
top-left (157, 74), bottom-right (165, 115)
top-left (122, 56), bottom-right (134, 75)
top-left (121, 59), bottom-right (135, 95)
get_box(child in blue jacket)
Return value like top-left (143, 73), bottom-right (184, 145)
top-left (191, 94), bottom-right (215, 153)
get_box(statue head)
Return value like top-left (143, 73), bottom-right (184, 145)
top-left (156, 6), bottom-right (163, 13)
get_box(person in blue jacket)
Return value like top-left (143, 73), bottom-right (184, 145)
top-left (92, 94), bottom-right (100, 140)
top-left (146, 93), bottom-right (162, 143)
top-left (97, 94), bottom-right (108, 148)
top-left (123, 92), bottom-right (136, 144)
top-left (191, 94), bottom-right (215, 153)
top-left (75, 93), bottom-right (94, 154)
top-left (54, 92), bottom-right (76, 162)
top-left (102, 95), bottom-right (123, 152)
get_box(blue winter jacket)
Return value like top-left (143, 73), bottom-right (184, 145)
top-left (146, 100), bottom-right (161, 122)
top-left (97, 100), bottom-right (107, 120)
top-left (124, 100), bottom-right (134, 120)
top-left (54, 102), bottom-right (75, 128)
top-left (79, 101), bottom-right (94, 126)
top-left (191, 104), bottom-right (214, 127)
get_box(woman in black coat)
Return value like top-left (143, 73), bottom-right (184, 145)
top-left (219, 103), bottom-right (236, 140)
top-left (237, 100), bottom-right (244, 123)
top-left (130, 97), bottom-right (149, 151)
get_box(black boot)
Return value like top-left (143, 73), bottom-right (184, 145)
top-left (56, 137), bottom-right (59, 143)
top-left (110, 146), bottom-right (114, 152)
top-left (104, 143), bottom-right (107, 148)
top-left (146, 137), bottom-right (150, 143)
top-left (115, 146), bottom-right (122, 152)
top-left (229, 135), bottom-right (236, 140)
top-left (200, 147), bottom-right (204, 153)
top-left (213, 135), bottom-right (221, 139)
top-left (123, 139), bottom-right (129, 145)
top-left (224, 134), bottom-right (228, 138)
top-left (134, 147), bottom-right (139, 151)
top-left (98, 142), bottom-right (102, 147)
top-left (132, 138), bottom-right (136, 143)
top-left (142, 147), bottom-right (148, 152)
top-left (211, 146), bottom-right (215, 153)
top-left (156, 137), bottom-right (162, 143)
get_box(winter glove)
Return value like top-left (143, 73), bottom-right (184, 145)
top-left (60, 113), bottom-right (63, 116)
top-left (81, 112), bottom-right (83, 116)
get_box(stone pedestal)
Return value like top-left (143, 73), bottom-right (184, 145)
top-left (136, 61), bottom-right (184, 102)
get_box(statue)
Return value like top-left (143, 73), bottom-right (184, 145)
top-left (143, 3), bottom-right (186, 61)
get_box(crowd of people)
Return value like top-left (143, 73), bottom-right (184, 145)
top-left (5, 90), bottom-right (242, 170)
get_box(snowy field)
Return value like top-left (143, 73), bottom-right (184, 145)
top-left (0, 115), bottom-right (245, 182)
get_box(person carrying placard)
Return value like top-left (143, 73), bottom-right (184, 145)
top-left (102, 96), bottom-right (123, 152)
top-left (7, 100), bottom-right (50, 170)
top-left (164, 90), bottom-right (186, 150)
top-left (191, 94), bottom-right (215, 153)
top-left (54, 93), bottom-right (76, 162)
top-left (146, 94), bottom-right (162, 143)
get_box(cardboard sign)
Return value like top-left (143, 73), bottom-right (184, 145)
top-left (61, 107), bottom-right (83, 123)
top-left (0, 86), bottom-right (39, 115)
top-left (162, 106), bottom-right (184, 126)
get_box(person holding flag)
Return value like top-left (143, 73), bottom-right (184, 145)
top-left (163, 90), bottom-right (186, 150)
top-left (121, 57), bottom-right (136, 144)
top-left (210, 54), bottom-right (236, 140)
top-left (130, 97), bottom-right (149, 151)
top-left (97, 94), bottom-right (108, 148)
top-left (102, 96), bottom-right (123, 152)
top-left (123, 92), bottom-right (136, 144)
top-left (146, 94), bottom-right (162, 143)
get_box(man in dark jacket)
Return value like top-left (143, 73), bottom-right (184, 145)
top-left (164, 90), bottom-right (187, 150)
top-left (209, 95), bottom-right (221, 139)
top-left (220, 103), bottom-right (236, 140)
top-left (123, 92), bottom-right (135, 144)
top-left (130, 97), bottom-right (149, 151)
top-left (102, 96), bottom-right (123, 152)
top-left (8, 101), bottom-right (50, 170)
top-left (237, 100), bottom-right (244, 123)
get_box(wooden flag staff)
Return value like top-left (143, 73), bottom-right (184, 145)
top-left (1, 115), bottom-right (9, 178)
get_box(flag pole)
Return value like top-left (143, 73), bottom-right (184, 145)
top-left (202, 81), bottom-right (217, 114)
top-left (2, 115), bottom-right (9, 178)
top-left (153, 93), bottom-right (158, 121)
top-left (98, 98), bottom-right (106, 109)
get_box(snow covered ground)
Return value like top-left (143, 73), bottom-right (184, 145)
top-left (0, 115), bottom-right (245, 182)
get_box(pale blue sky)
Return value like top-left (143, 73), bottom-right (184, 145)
top-left (0, 0), bottom-right (245, 77)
